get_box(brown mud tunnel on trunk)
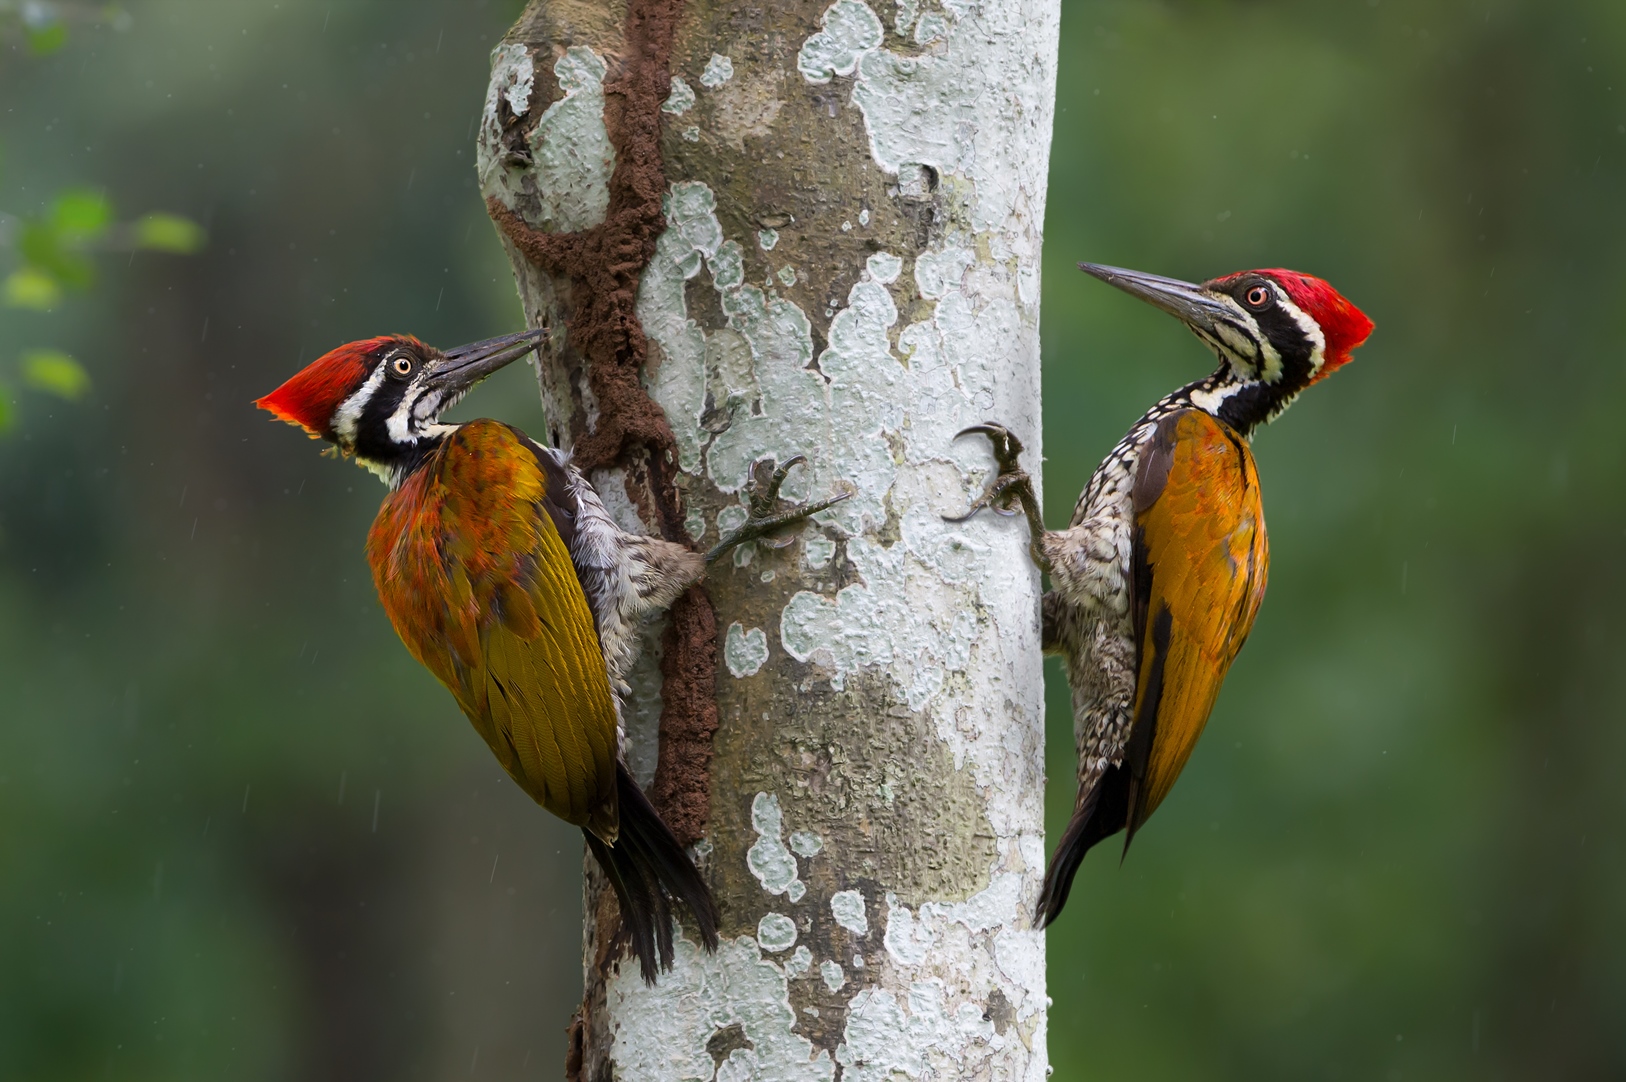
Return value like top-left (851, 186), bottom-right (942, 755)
top-left (485, 0), bottom-right (718, 854)
top-left (483, 0), bottom-right (716, 1073)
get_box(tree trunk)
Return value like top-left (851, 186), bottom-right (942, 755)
top-left (476, 0), bottom-right (1058, 1077)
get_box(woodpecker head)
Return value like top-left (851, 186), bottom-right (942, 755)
top-left (256, 328), bottom-right (546, 484)
top-left (1080, 262), bottom-right (1373, 433)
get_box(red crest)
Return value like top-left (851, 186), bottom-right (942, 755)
top-left (255, 336), bottom-right (400, 439)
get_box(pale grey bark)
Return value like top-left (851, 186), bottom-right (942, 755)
top-left (477, 1), bottom-right (1058, 1077)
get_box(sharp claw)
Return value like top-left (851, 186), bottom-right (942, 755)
top-left (954, 422), bottom-right (1027, 474)
top-left (771, 454), bottom-right (807, 483)
top-left (955, 424), bottom-right (1005, 454)
top-left (942, 501), bottom-right (988, 524)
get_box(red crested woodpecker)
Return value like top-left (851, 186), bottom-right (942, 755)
top-left (952, 263), bottom-right (1373, 927)
top-left (257, 328), bottom-right (847, 979)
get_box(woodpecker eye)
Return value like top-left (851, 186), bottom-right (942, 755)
top-left (389, 355), bottom-right (414, 378)
top-left (1245, 285), bottom-right (1273, 309)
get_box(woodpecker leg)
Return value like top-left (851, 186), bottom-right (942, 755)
top-left (704, 455), bottom-right (853, 564)
top-left (946, 423), bottom-right (1051, 573)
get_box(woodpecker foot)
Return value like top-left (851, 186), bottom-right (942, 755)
top-left (946, 424), bottom-right (1050, 572)
top-left (705, 456), bottom-right (853, 564)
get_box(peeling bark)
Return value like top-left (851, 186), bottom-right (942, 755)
top-left (479, 0), bottom-right (1059, 1077)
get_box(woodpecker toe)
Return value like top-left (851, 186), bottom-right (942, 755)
top-left (946, 423), bottom-right (1038, 526)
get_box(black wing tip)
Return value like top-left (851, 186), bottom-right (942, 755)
top-left (1034, 767), bottom-right (1132, 928)
top-left (588, 766), bottom-right (720, 984)
top-left (1033, 823), bottom-right (1089, 928)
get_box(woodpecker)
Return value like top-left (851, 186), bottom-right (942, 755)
top-left (952, 263), bottom-right (1373, 927)
top-left (256, 328), bottom-right (847, 981)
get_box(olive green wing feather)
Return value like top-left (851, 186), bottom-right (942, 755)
top-left (370, 420), bottom-right (620, 833)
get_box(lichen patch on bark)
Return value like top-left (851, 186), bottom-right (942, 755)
top-left (724, 621), bottom-right (770, 678)
top-left (607, 935), bottom-right (837, 1081)
top-left (746, 791), bottom-right (806, 902)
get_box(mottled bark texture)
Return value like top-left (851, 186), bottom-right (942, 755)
top-left (477, 0), bottom-right (1059, 1077)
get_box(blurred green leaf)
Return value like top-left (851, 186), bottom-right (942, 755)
top-left (0, 386), bottom-right (12, 432)
top-left (25, 24), bottom-right (68, 56)
top-left (20, 350), bottom-right (90, 400)
top-left (19, 220), bottom-right (94, 289)
top-left (50, 188), bottom-right (112, 241)
top-left (3, 267), bottom-right (62, 309)
top-left (133, 212), bottom-right (206, 253)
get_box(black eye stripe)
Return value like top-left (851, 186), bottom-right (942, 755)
top-left (352, 368), bottom-right (411, 446)
top-left (1240, 296), bottom-right (1320, 383)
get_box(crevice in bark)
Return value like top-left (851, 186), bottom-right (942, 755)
top-left (563, 1008), bottom-right (585, 1082)
top-left (487, 0), bottom-right (719, 849)
top-left (705, 1023), bottom-right (753, 1070)
top-left (569, 842), bottom-right (633, 1081)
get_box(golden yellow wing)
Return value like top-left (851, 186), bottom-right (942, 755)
top-left (1123, 408), bottom-right (1269, 839)
top-left (368, 420), bottom-right (620, 836)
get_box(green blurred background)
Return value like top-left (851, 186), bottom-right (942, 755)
top-left (2, 1), bottom-right (1621, 1078)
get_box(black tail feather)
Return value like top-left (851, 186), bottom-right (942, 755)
top-left (584, 830), bottom-right (666, 982)
top-left (587, 763), bottom-right (720, 984)
top-left (616, 764), bottom-right (719, 954)
top-left (1034, 762), bottom-right (1131, 928)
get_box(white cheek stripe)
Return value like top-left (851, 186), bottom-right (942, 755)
top-left (1213, 321), bottom-right (1257, 360)
top-left (1226, 304), bottom-right (1283, 382)
top-left (392, 380), bottom-right (470, 444)
top-left (333, 364), bottom-right (387, 445)
top-left (1278, 293), bottom-right (1326, 372)
top-left (386, 389), bottom-right (420, 445)
top-left (1255, 323), bottom-right (1283, 382)
top-left (1201, 304), bottom-right (1281, 383)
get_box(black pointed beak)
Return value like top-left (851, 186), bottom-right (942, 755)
top-left (1078, 262), bottom-right (1233, 336)
top-left (428, 328), bottom-right (548, 394)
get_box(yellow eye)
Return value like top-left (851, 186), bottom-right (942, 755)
top-left (391, 356), bottom-right (413, 377)
top-left (1245, 285), bottom-right (1271, 308)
